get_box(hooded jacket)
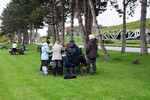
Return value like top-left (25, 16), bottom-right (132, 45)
top-left (52, 43), bottom-right (64, 61)
top-left (86, 38), bottom-right (99, 58)
top-left (41, 42), bottom-right (52, 60)
top-left (66, 42), bottom-right (79, 67)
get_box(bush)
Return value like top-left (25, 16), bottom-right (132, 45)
top-left (0, 35), bottom-right (9, 43)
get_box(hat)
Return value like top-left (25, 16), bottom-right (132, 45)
top-left (89, 35), bottom-right (95, 40)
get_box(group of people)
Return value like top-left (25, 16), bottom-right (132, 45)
top-left (39, 35), bottom-right (99, 77)
top-left (12, 42), bottom-right (26, 55)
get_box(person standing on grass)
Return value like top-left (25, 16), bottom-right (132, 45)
top-left (20, 43), bottom-right (26, 51)
top-left (39, 40), bottom-right (45, 72)
top-left (41, 40), bottom-right (52, 75)
top-left (86, 35), bottom-right (99, 75)
top-left (52, 41), bottom-right (65, 77)
top-left (66, 40), bottom-right (79, 75)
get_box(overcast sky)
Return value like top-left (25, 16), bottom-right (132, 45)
top-left (0, 0), bottom-right (150, 36)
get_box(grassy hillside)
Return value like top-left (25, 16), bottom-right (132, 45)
top-left (101, 18), bottom-right (150, 32)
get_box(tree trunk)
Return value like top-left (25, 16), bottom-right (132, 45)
top-left (29, 23), bottom-right (33, 44)
top-left (34, 28), bottom-right (38, 44)
top-left (70, 0), bottom-right (75, 40)
top-left (140, 0), bottom-right (148, 55)
top-left (61, 0), bottom-right (65, 45)
top-left (10, 35), bottom-right (13, 43)
top-left (84, 0), bottom-right (88, 43)
top-left (88, 0), bottom-right (109, 60)
top-left (29, 23), bottom-right (35, 44)
top-left (54, 0), bottom-right (59, 42)
top-left (86, 2), bottom-right (93, 43)
top-left (56, 25), bottom-right (59, 41)
top-left (84, 0), bottom-right (92, 43)
top-left (12, 33), bottom-right (16, 43)
top-left (32, 24), bottom-right (35, 44)
top-left (121, 0), bottom-right (126, 53)
top-left (76, 0), bottom-right (87, 50)
top-left (17, 28), bottom-right (22, 44)
top-left (50, 0), bottom-right (56, 44)
top-left (23, 26), bottom-right (29, 44)
top-left (52, 25), bottom-right (56, 44)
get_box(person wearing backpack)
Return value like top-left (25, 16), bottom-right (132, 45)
top-left (86, 35), bottom-right (99, 75)
top-left (66, 40), bottom-right (79, 75)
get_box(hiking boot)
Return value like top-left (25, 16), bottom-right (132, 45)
top-left (92, 72), bottom-right (96, 75)
top-left (73, 74), bottom-right (77, 76)
top-left (84, 73), bottom-right (89, 75)
top-left (40, 71), bottom-right (43, 73)
top-left (42, 66), bottom-right (48, 75)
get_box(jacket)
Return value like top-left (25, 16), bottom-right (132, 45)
top-left (41, 42), bottom-right (52, 60)
top-left (86, 38), bottom-right (99, 58)
top-left (12, 43), bottom-right (17, 48)
top-left (66, 42), bottom-right (79, 67)
top-left (52, 43), bottom-right (64, 61)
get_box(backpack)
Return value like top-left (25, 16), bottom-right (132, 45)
top-left (79, 54), bottom-right (86, 63)
top-left (64, 74), bottom-right (76, 79)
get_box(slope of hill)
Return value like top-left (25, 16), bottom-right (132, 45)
top-left (101, 18), bottom-right (150, 32)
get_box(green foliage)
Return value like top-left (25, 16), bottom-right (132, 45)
top-left (0, 44), bottom-right (150, 99)
top-left (0, 35), bottom-right (8, 43)
top-left (0, 0), bottom-right (45, 36)
top-left (0, 30), bottom-right (2, 34)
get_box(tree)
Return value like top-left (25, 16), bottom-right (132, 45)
top-left (70, 0), bottom-right (75, 40)
top-left (61, 0), bottom-right (65, 45)
top-left (110, 0), bottom-right (138, 53)
top-left (84, 0), bottom-right (92, 43)
top-left (76, 0), bottom-right (87, 50)
top-left (88, 0), bottom-right (109, 60)
top-left (121, 0), bottom-right (138, 53)
top-left (140, 0), bottom-right (148, 55)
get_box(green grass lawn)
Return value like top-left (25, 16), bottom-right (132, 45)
top-left (0, 44), bottom-right (150, 100)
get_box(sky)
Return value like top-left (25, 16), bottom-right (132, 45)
top-left (0, 0), bottom-right (150, 36)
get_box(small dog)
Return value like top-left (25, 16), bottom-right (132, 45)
top-left (132, 59), bottom-right (140, 64)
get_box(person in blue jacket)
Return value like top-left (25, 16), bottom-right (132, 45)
top-left (39, 40), bottom-right (45, 72)
top-left (41, 40), bottom-right (52, 75)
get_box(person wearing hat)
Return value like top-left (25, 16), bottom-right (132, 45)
top-left (86, 35), bottom-right (99, 75)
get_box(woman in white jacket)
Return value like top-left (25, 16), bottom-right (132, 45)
top-left (12, 42), bottom-right (17, 54)
top-left (52, 41), bottom-right (64, 76)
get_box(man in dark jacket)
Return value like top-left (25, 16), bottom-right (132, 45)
top-left (66, 40), bottom-right (79, 75)
top-left (86, 36), bottom-right (99, 75)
